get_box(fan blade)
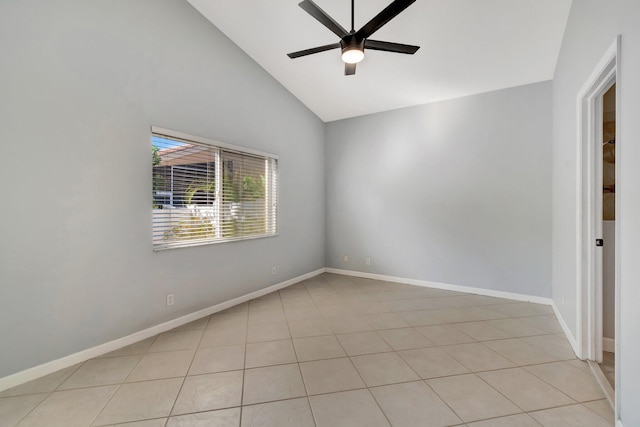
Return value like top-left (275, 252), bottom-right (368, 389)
top-left (365, 40), bottom-right (420, 54)
top-left (288, 43), bottom-right (341, 59)
top-left (299, 0), bottom-right (349, 38)
top-left (355, 0), bottom-right (416, 39)
top-left (345, 63), bottom-right (356, 75)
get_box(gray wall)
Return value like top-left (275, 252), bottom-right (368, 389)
top-left (552, 1), bottom-right (640, 424)
top-left (325, 82), bottom-right (552, 297)
top-left (0, 0), bottom-right (325, 377)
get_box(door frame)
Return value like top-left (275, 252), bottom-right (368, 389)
top-left (575, 35), bottom-right (620, 410)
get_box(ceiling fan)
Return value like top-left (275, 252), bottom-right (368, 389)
top-left (287, 0), bottom-right (420, 75)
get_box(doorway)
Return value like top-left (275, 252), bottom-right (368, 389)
top-left (600, 83), bottom-right (616, 389)
top-left (576, 35), bottom-right (620, 414)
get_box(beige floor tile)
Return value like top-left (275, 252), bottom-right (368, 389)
top-left (377, 327), bottom-right (433, 350)
top-left (188, 345), bottom-right (245, 375)
top-left (103, 420), bottom-right (167, 427)
top-left (458, 295), bottom-right (514, 306)
top-left (0, 365), bottom-right (79, 397)
top-left (398, 310), bottom-right (447, 326)
top-left (293, 335), bottom-right (346, 361)
top-left (249, 298), bottom-right (283, 312)
top-left (284, 307), bottom-right (324, 321)
top-left (126, 350), bottom-right (194, 382)
top-left (520, 335), bottom-right (576, 360)
top-left (207, 313), bottom-right (247, 329)
top-left (309, 389), bottom-right (390, 427)
top-left (287, 319), bottom-right (332, 338)
top-left (172, 371), bottom-right (243, 415)
top-left (170, 317), bottom-right (210, 332)
top-left (166, 407), bottom-right (240, 427)
top-left (317, 304), bottom-right (354, 318)
top-left (242, 364), bottom-right (306, 405)
top-left (16, 386), bottom-right (116, 427)
top-left (453, 322), bottom-right (512, 341)
top-left (245, 339), bottom-right (297, 368)
top-left (582, 399), bottom-right (614, 422)
top-left (371, 381), bottom-right (462, 427)
top-left (280, 284), bottom-right (309, 297)
top-left (246, 322), bottom-right (290, 343)
top-left (361, 313), bottom-right (410, 330)
top-left (441, 343), bottom-right (515, 372)
top-left (241, 398), bottom-right (314, 427)
top-left (336, 331), bottom-right (391, 356)
top-left (524, 362), bottom-right (605, 402)
top-left (199, 325), bottom-right (247, 348)
top-left (492, 303), bottom-right (552, 318)
top-left (326, 317), bottom-right (372, 334)
top-left (351, 301), bottom-right (391, 315)
top-left (463, 306), bottom-right (510, 321)
top-left (600, 352), bottom-right (615, 389)
top-left (98, 338), bottom-right (157, 358)
top-left (93, 378), bottom-right (183, 425)
top-left (485, 319), bottom-right (545, 337)
top-left (0, 393), bottom-right (48, 427)
top-left (351, 352), bottom-right (419, 387)
top-left (400, 308), bottom-right (479, 326)
top-left (483, 339), bottom-right (558, 366)
top-left (248, 310), bottom-right (287, 325)
top-left (519, 315), bottom-right (564, 334)
top-left (466, 413), bottom-right (542, 426)
top-left (281, 296), bottom-right (316, 309)
top-left (529, 404), bottom-right (612, 427)
top-left (59, 356), bottom-right (141, 389)
top-left (565, 359), bottom-right (591, 373)
top-left (398, 347), bottom-right (469, 379)
top-left (148, 330), bottom-right (204, 353)
top-left (478, 368), bottom-right (574, 411)
top-left (386, 298), bottom-right (446, 312)
top-left (417, 325), bottom-right (476, 345)
top-left (427, 374), bottom-right (521, 423)
top-left (299, 358), bottom-right (365, 395)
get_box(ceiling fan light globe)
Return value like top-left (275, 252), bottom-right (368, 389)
top-left (342, 48), bottom-right (364, 64)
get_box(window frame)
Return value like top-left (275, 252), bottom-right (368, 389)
top-left (151, 126), bottom-right (278, 251)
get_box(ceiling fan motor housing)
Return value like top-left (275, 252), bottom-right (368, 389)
top-left (340, 35), bottom-right (365, 63)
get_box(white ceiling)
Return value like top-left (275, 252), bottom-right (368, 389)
top-left (188, 0), bottom-right (572, 122)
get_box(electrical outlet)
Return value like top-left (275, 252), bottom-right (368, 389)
top-left (343, 255), bottom-right (349, 263)
top-left (166, 293), bottom-right (174, 306)
top-left (365, 257), bottom-right (371, 266)
top-left (272, 266), bottom-right (277, 275)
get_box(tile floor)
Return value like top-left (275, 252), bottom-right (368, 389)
top-left (600, 351), bottom-right (615, 388)
top-left (0, 273), bottom-right (615, 427)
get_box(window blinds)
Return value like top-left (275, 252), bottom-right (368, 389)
top-left (152, 128), bottom-right (277, 250)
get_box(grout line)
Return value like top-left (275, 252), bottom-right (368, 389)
top-left (282, 281), bottom-right (318, 427)
top-left (164, 322), bottom-right (209, 424)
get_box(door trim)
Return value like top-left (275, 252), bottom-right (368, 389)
top-left (575, 35), bottom-right (620, 416)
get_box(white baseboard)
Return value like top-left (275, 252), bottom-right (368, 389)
top-left (551, 301), bottom-right (580, 359)
top-left (326, 268), bottom-right (553, 305)
top-left (603, 337), bottom-right (615, 353)
top-left (0, 268), bottom-right (325, 393)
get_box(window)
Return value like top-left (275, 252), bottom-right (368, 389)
top-left (151, 127), bottom-right (278, 250)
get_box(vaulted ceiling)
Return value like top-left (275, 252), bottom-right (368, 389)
top-left (188, 0), bottom-right (573, 122)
